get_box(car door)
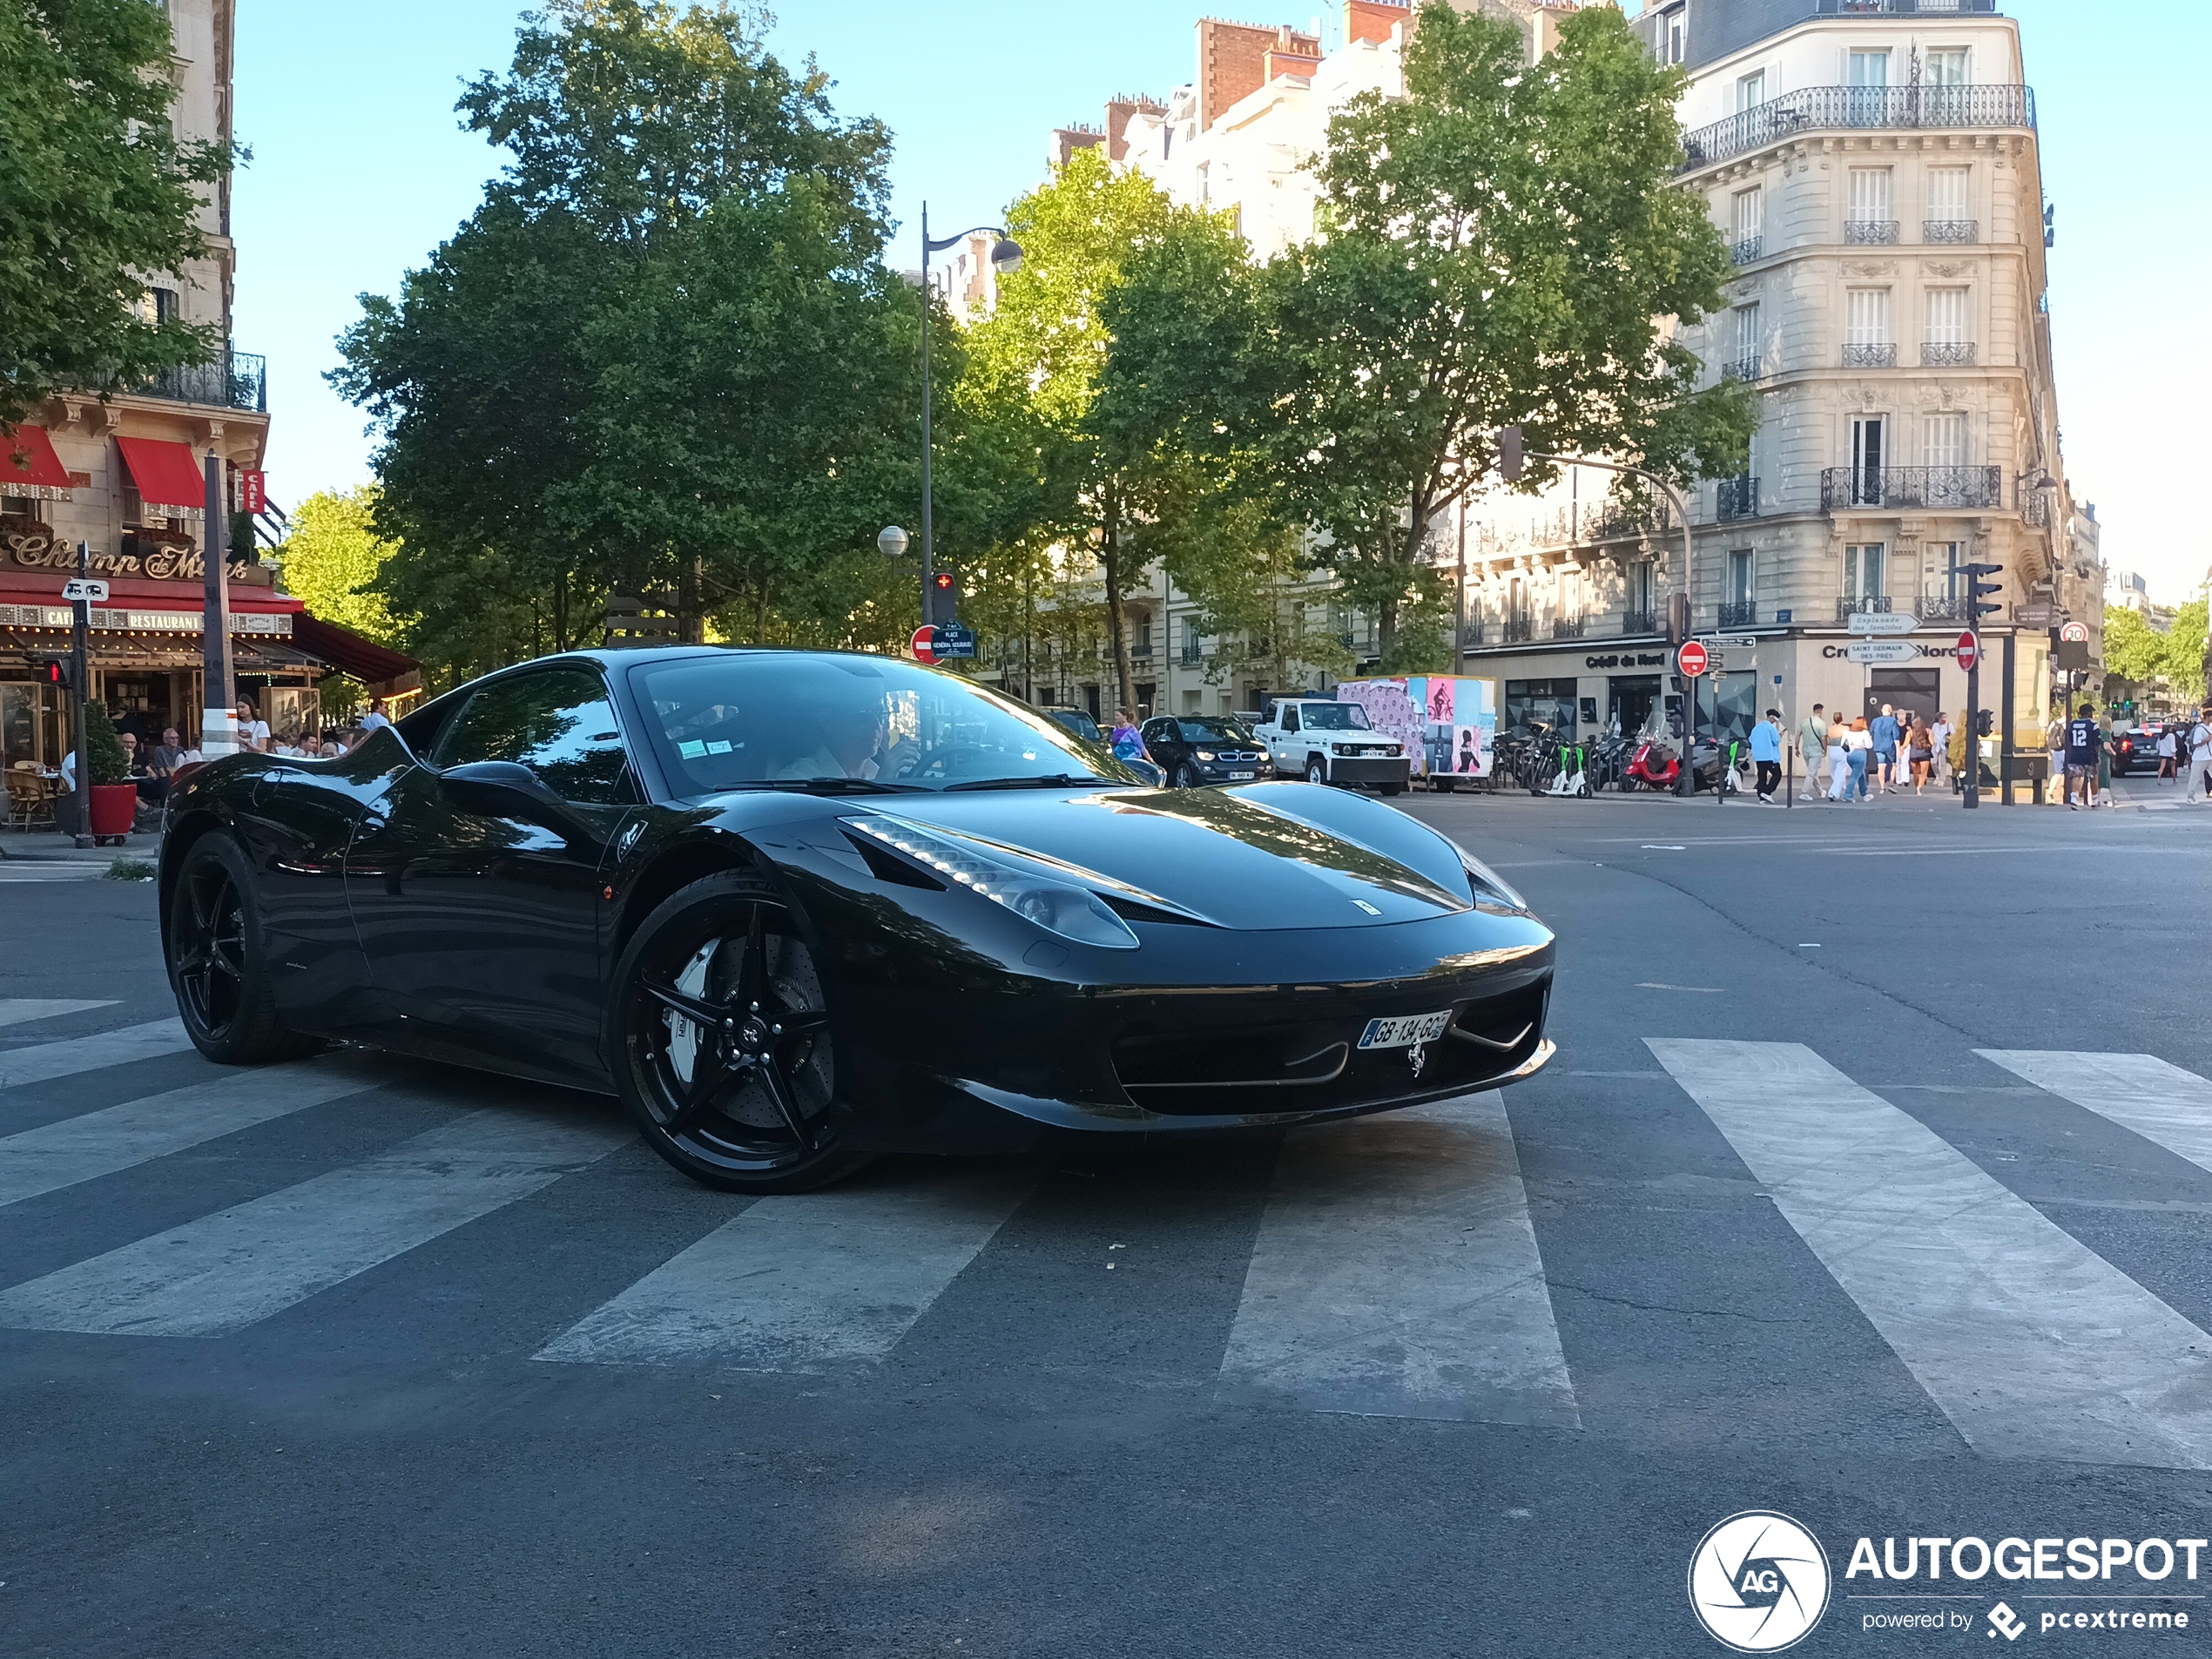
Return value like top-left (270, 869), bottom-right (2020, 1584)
top-left (1142, 718), bottom-right (1179, 777)
top-left (344, 664), bottom-right (641, 1077)
top-left (1272, 705), bottom-right (1303, 772)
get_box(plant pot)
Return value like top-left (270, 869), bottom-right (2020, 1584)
top-left (89, 783), bottom-right (138, 840)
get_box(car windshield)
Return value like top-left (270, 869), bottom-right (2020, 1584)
top-left (1178, 718), bottom-right (1258, 745)
top-left (1298, 705), bottom-right (1371, 732)
top-left (1046, 710), bottom-right (1102, 742)
top-left (631, 653), bottom-right (1136, 793)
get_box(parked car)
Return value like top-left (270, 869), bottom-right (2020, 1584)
top-left (1140, 715), bottom-right (1273, 787)
top-left (1252, 698), bottom-right (1411, 793)
top-left (1042, 707), bottom-right (1162, 785)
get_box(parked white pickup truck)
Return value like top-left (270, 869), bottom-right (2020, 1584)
top-left (1253, 698), bottom-right (1412, 794)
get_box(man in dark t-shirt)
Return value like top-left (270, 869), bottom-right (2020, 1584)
top-left (2064, 702), bottom-right (2102, 809)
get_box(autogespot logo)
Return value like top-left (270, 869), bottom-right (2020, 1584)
top-left (1689, 1511), bottom-right (1832, 1653)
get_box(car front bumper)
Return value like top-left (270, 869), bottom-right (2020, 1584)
top-left (1325, 756), bottom-right (1411, 785)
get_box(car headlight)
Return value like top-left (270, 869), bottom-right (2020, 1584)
top-left (1196, 750), bottom-right (1216, 761)
top-left (1385, 744), bottom-right (1402, 757)
top-left (1332, 743), bottom-right (1350, 756)
top-left (843, 815), bottom-right (1139, 949)
top-left (1440, 835), bottom-right (1527, 912)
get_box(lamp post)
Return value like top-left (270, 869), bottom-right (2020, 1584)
top-left (918, 205), bottom-right (1022, 627)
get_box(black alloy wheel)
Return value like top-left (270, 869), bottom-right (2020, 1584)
top-left (612, 870), bottom-right (868, 1193)
top-left (1176, 762), bottom-right (1199, 789)
top-left (167, 833), bottom-right (316, 1063)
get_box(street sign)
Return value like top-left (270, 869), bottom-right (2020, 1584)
top-left (2015, 603), bottom-right (2054, 627)
top-left (60, 578), bottom-right (109, 604)
top-left (1846, 611), bottom-right (1919, 636)
top-left (1957, 631), bottom-right (1981, 673)
top-left (239, 469), bottom-right (266, 515)
top-left (2060, 621), bottom-right (2089, 644)
top-left (1697, 636), bottom-right (1758, 650)
top-left (909, 625), bottom-right (939, 664)
top-left (931, 623), bottom-right (977, 661)
top-left (1845, 640), bottom-right (1919, 665)
top-left (1676, 641), bottom-right (1709, 678)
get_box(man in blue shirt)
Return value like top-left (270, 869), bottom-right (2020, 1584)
top-left (1869, 704), bottom-right (1901, 795)
top-left (1750, 709), bottom-right (1784, 803)
top-left (2065, 702), bottom-right (2102, 809)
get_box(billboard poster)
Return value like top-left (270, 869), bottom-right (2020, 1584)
top-left (1339, 677), bottom-right (1494, 779)
top-left (1426, 677), bottom-right (1455, 725)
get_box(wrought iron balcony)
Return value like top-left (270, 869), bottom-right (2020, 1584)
top-left (143, 349), bottom-right (267, 413)
top-left (1717, 601), bottom-right (1759, 630)
top-left (1842, 343), bottom-right (1898, 368)
top-left (1722, 354), bottom-right (1762, 382)
top-left (1845, 219), bottom-right (1900, 245)
top-left (1503, 617), bottom-right (1535, 643)
top-left (1836, 595), bottom-right (1894, 623)
top-left (1923, 219), bottom-right (1979, 244)
top-left (1917, 594), bottom-right (1975, 622)
top-left (1620, 609), bottom-right (1657, 637)
top-left (1730, 234), bottom-right (1764, 265)
top-left (1178, 643), bottom-right (1202, 665)
top-left (1460, 621), bottom-right (1487, 649)
top-left (1552, 616), bottom-right (1586, 640)
top-left (1681, 83), bottom-right (2033, 172)
top-left (1821, 465), bottom-right (2003, 511)
top-left (1817, 0), bottom-right (1998, 14)
top-left (1921, 341), bottom-right (1978, 367)
top-left (1716, 476), bottom-right (1760, 522)
top-left (1587, 498), bottom-right (1677, 540)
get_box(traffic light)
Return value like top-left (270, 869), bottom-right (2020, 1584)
top-left (1497, 425), bottom-right (1525, 483)
top-left (1666, 591), bottom-right (1690, 645)
top-left (1964, 563), bottom-right (2004, 622)
top-left (39, 658), bottom-right (76, 695)
top-left (1975, 710), bottom-right (1994, 738)
top-left (932, 570), bottom-right (954, 597)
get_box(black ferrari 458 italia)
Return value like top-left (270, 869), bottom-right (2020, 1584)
top-left (158, 648), bottom-right (1554, 1191)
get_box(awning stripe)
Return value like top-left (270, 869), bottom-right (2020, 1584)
top-left (115, 436), bottom-right (210, 514)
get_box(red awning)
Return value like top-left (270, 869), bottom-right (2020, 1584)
top-left (2, 426), bottom-right (72, 492)
top-left (291, 612), bottom-right (419, 685)
top-left (116, 435), bottom-right (210, 514)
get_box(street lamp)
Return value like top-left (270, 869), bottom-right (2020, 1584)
top-left (918, 206), bottom-right (1022, 627)
top-left (878, 524), bottom-right (909, 560)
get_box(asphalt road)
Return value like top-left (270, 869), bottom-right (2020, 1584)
top-left (3, 789), bottom-right (2210, 1657)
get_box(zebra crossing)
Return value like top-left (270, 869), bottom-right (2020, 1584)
top-left (7, 999), bottom-right (2212, 1470)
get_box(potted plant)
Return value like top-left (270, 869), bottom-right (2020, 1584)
top-left (83, 700), bottom-right (138, 843)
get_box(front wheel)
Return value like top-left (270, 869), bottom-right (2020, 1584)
top-left (1379, 781), bottom-right (1406, 797)
top-left (1176, 762), bottom-right (1199, 789)
top-left (610, 870), bottom-right (870, 1194)
top-left (1305, 758), bottom-right (1327, 785)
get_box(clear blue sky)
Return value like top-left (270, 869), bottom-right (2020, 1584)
top-left (232, 0), bottom-right (2209, 602)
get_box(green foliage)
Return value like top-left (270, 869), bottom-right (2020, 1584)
top-left (1248, 3), bottom-right (1755, 658)
top-left (2105, 596), bottom-right (2209, 704)
top-left (332, 0), bottom-right (916, 685)
top-left (0, 0), bottom-right (234, 424)
top-left (277, 489), bottom-right (405, 644)
top-left (82, 698), bottom-right (128, 786)
top-left (104, 856), bottom-right (154, 882)
top-left (2167, 595), bottom-right (2209, 704)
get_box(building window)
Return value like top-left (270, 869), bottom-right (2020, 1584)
top-left (133, 287), bottom-right (179, 327)
top-left (1728, 548), bottom-right (1755, 604)
top-left (1629, 559), bottom-right (1655, 616)
top-left (1847, 167), bottom-right (1895, 243)
top-left (1730, 301), bottom-right (1761, 377)
top-left (1925, 165), bottom-right (1973, 241)
top-left (1735, 69), bottom-right (1766, 113)
top-left (1844, 543), bottom-right (1887, 605)
top-left (1936, 542), bottom-right (1964, 600)
top-left (1660, 3), bottom-right (1686, 66)
top-left (1134, 614), bottom-right (1152, 657)
top-left (1924, 410), bottom-right (1967, 471)
top-left (1730, 185), bottom-right (1763, 261)
top-left (1844, 289), bottom-right (1892, 367)
top-left (1849, 49), bottom-right (1890, 89)
top-left (1851, 415), bottom-right (1886, 503)
top-left (1925, 287), bottom-right (1968, 346)
top-left (1925, 48), bottom-right (1968, 86)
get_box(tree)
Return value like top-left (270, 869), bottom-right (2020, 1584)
top-left (2102, 604), bottom-right (2167, 688)
top-left (276, 489), bottom-right (405, 644)
top-left (0, 0), bottom-right (233, 425)
top-left (1252, 2), bottom-right (1757, 665)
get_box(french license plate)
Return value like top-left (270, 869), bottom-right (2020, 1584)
top-left (1228, 770), bottom-right (1256, 780)
top-left (1358, 1010), bottom-right (1453, 1050)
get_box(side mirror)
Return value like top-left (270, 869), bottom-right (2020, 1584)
top-left (440, 759), bottom-right (579, 836)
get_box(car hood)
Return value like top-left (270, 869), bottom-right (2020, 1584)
top-left (858, 786), bottom-right (1473, 930)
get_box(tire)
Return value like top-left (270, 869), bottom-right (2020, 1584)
top-left (166, 831), bottom-right (319, 1064)
top-left (1379, 781), bottom-right (1406, 797)
top-left (609, 869), bottom-right (870, 1194)
top-left (1176, 762), bottom-right (1199, 790)
top-left (1305, 758), bottom-right (1326, 785)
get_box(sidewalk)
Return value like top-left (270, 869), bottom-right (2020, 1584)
top-left (0, 826), bottom-right (162, 863)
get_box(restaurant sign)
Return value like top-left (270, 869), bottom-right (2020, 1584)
top-left (0, 604), bottom-right (290, 635)
top-left (3, 523), bottom-right (250, 584)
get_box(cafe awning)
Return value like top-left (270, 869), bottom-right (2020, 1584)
top-left (116, 435), bottom-right (210, 514)
top-left (2, 426), bottom-right (72, 496)
top-left (290, 612), bottom-right (419, 686)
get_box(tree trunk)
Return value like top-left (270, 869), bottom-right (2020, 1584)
top-left (1102, 487), bottom-right (1134, 719)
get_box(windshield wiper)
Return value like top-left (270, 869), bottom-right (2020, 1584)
top-left (942, 772), bottom-right (1116, 792)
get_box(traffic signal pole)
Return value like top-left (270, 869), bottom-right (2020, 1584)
top-left (71, 541), bottom-right (93, 846)
top-left (1964, 660), bottom-right (1980, 811)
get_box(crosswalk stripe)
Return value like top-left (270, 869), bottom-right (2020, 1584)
top-left (1649, 1039), bottom-right (2212, 1471)
top-left (1216, 1092), bottom-right (1580, 1426)
top-left (0, 1106), bottom-right (631, 1338)
top-left (0, 1018), bottom-right (193, 1089)
top-left (1978, 1051), bottom-right (2212, 1179)
top-left (534, 1167), bottom-right (1037, 1372)
top-left (0, 1058), bottom-right (389, 1210)
top-left (0, 999), bottom-right (116, 1028)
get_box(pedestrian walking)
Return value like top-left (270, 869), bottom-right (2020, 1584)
top-left (2188, 708), bottom-right (2212, 805)
top-left (1846, 717), bottom-right (1872, 799)
top-left (1906, 716), bottom-right (1934, 794)
top-left (1799, 704), bottom-right (1829, 800)
top-left (1825, 718), bottom-right (1852, 802)
top-left (2064, 702), bottom-right (2101, 810)
top-left (2096, 711), bottom-right (2114, 805)
top-left (1750, 709), bottom-right (1783, 802)
top-left (2157, 725), bottom-right (2178, 781)
top-left (1929, 710), bottom-right (1953, 786)
top-left (1108, 708), bottom-right (1143, 764)
top-left (2046, 711), bottom-right (2067, 806)
top-left (1870, 704), bottom-right (1900, 794)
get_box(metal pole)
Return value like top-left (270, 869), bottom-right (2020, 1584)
top-left (1454, 495), bottom-right (1466, 669)
top-left (919, 203), bottom-right (935, 631)
top-left (71, 540), bottom-right (92, 847)
top-left (200, 451), bottom-right (234, 756)
top-left (2000, 629), bottom-right (2017, 806)
top-left (1964, 660), bottom-right (1980, 810)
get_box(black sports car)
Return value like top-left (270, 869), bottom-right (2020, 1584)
top-left (158, 648), bottom-right (1554, 1192)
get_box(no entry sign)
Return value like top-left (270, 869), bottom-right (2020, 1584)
top-left (1957, 631), bottom-right (1980, 673)
top-left (910, 625), bottom-right (939, 664)
top-left (1677, 640), bottom-right (1710, 678)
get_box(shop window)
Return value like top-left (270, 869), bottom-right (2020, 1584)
top-left (1506, 678), bottom-right (1579, 738)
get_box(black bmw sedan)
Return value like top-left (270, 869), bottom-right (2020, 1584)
top-left (158, 648), bottom-right (1554, 1193)
top-left (1141, 714), bottom-right (1274, 788)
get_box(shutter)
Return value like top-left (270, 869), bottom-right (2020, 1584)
top-left (1925, 288), bottom-right (1967, 346)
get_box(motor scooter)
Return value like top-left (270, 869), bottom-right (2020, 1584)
top-left (1617, 714), bottom-right (1743, 795)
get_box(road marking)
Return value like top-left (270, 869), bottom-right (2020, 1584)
top-left (1978, 1051), bottom-right (2212, 1180)
top-left (1649, 1039), bottom-right (2212, 1470)
top-left (1217, 1091), bottom-right (1579, 1426)
top-left (0, 1107), bottom-right (631, 1337)
top-left (1635, 983), bottom-right (1725, 994)
top-left (0, 1019), bottom-right (193, 1090)
top-left (535, 1167), bottom-right (1037, 1372)
top-left (0, 863), bottom-right (109, 882)
top-left (0, 1059), bottom-right (388, 1210)
top-left (0, 999), bottom-right (115, 1028)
